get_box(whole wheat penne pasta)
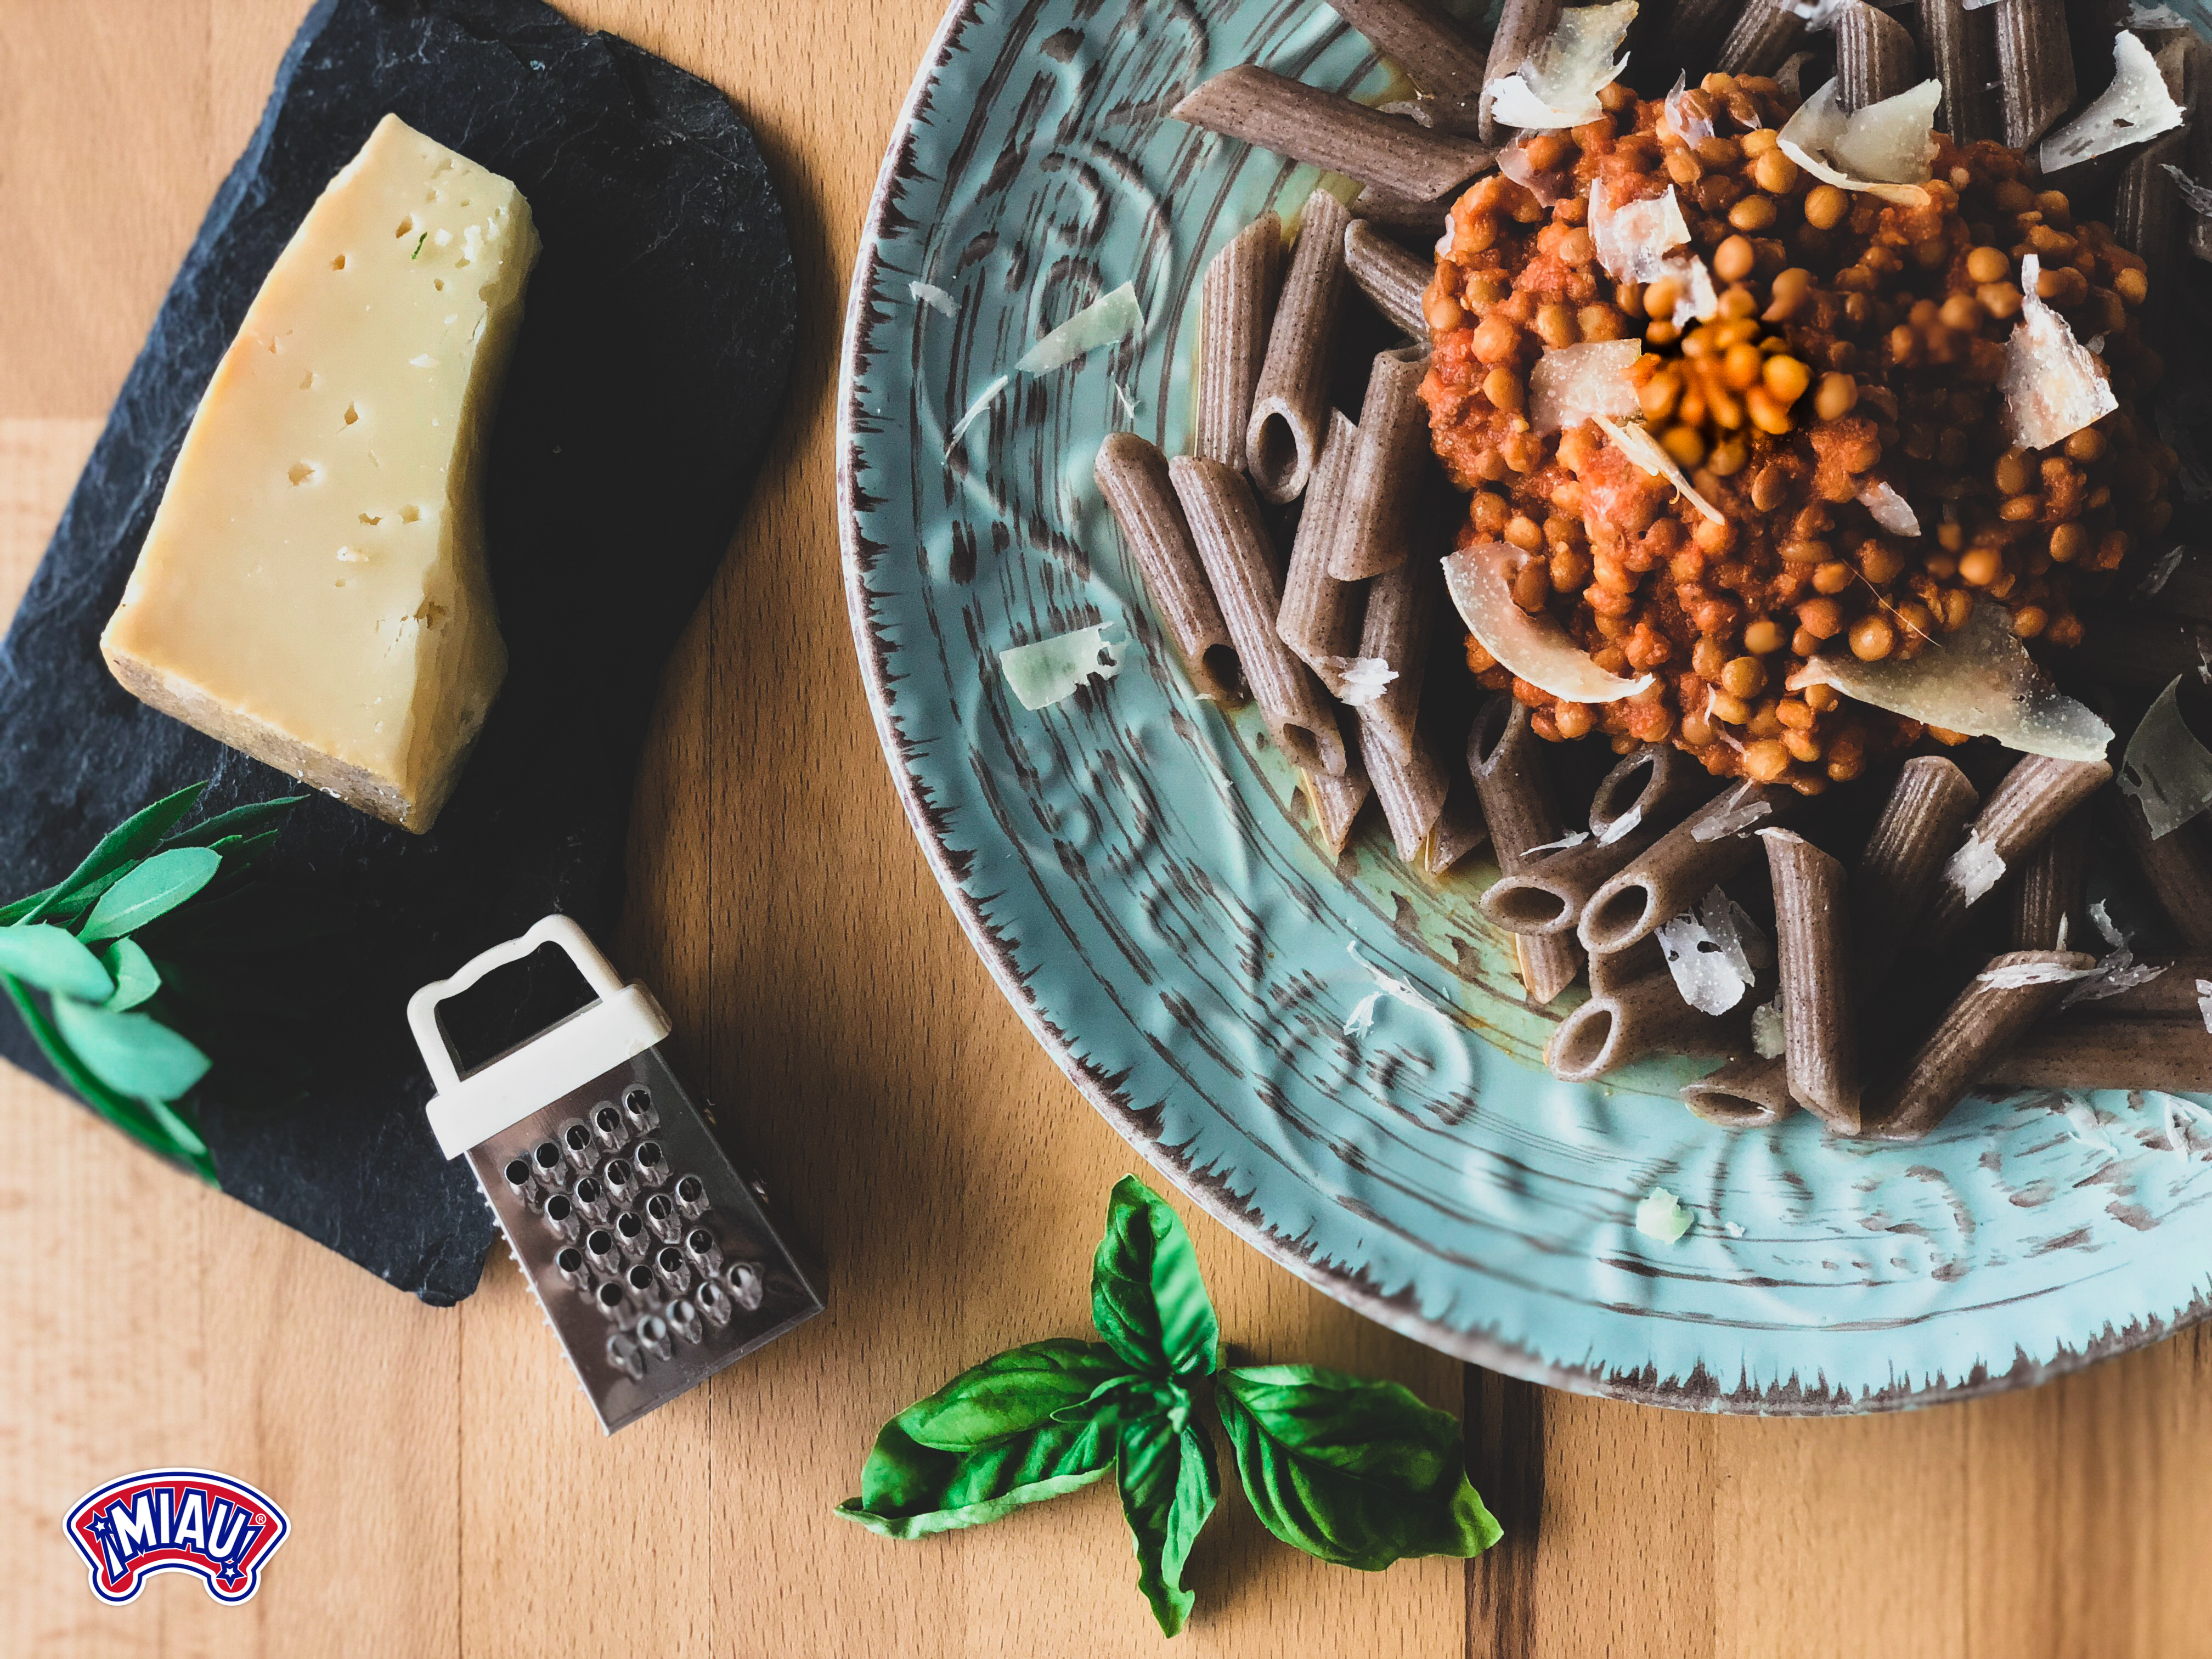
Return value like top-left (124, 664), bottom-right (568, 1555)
top-left (1175, 67), bottom-right (1491, 203)
top-left (2113, 794), bottom-right (2212, 948)
top-left (1922, 755), bottom-right (2112, 948)
top-left (1093, 434), bottom-right (1243, 703)
top-left (1479, 0), bottom-right (1564, 143)
top-left (1865, 950), bottom-right (2097, 1140)
top-left (1245, 191), bottom-right (1352, 504)
top-left (1329, 346), bottom-right (1432, 581)
top-left (1762, 829), bottom-right (1860, 1133)
top-left (1660, 0), bottom-right (1749, 92)
top-left (1681, 1054), bottom-right (1798, 1128)
top-left (1921, 0), bottom-right (2001, 144)
top-left (1834, 0), bottom-right (1917, 110)
top-left (1361, 710), bottom-right (1451, 859)
top-left (1516, 933), bottom-right (1585, 1007)
top-left (2009, 804), bottom-right (2089, 951)
top-left (1352, 556), bottom-right (1433, 759)
top-left (1547, 965), bottom-right (1746, 1082)
top-left (1277, 411), bottom-right (1364, 696)
top-left (1424, 772), bottom-right (1489, 874)
top-left (1577, 785), bottom-right (1798, 956)
top-left (1716, 0), bottom-right (1807, 78)
top-left (1197, 214), bottom-right (1284, 468)
top-left (1991, 0), bottom-right (2074, 151)
top-left (1481, 745), bottom-right (1703, 935)
top-left (1468, 695), bottom-right (1567, 874)
top-left (2066, 610), bottom-right (2212, 692)
top-left (1343, 220), bottom-right (1432, 340)
top-left (1588, 933), bottom-right (1663, 997)
top-left (2059, 952), bottom-right (2212, 1019)
top-left (1302, 760), bottom-right (1373, 859)
top-left (2191, 34), bottom-right (2212, 265)
top-left (1326, 0), bottom-right (1490, 131)
top-left (1168, 456), bottom-right (1349, 776)
top-left (1588, 742), bottom-right (1708, 840)
top-left (2114, 131), bottom-right (2188, 304)
top-left (1852, 755), bottom-right (1979, 988)
top-left (1982, 1018), bottom-right (2212, 1092)
top-left (1351, 183), bottom-right (1455, 235)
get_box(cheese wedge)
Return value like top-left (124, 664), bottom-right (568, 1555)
top-left (102, 114), bottom-right (537, 833)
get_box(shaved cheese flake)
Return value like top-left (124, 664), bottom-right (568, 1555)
top-left (2090, 897), bottom-right (2128, 951)
top-left (1498, 136), bottom-right (1572, 205)
top-left (1530, 338), bottom-right (1644, 432)
top-left (1943, 832), bottom-right (2007, 905)
top-left (1347, 941), bottom-right (1441, 1018)
top-left (2197, 977), bottom-right (2212, 1034)
top-left (1635, 1186), bottom-right (1695, 1243)
top-left (1343, 990), bottom-right (1382, 1037)
top-left (1786, 593), bottom-right (2113, 761)
top-left (2163, 162), bottom-right (2212, 219)
top-left (1015, 283), bottom-right (1143, 374)
top-left (1443, 543), bottom-right (1656, 702)
top-left (2118, 674), bottom-right (2212, 839)
top-left (1596, 803), bottom-right (1643, 845)
top-left (1662, 72), bottom-right (1713, 143)
top-left (1978, 959), bottom-right (2100, 989)
top-left (945, 373), bottom-right (1010, 454)
top-left (1525, 829), bottom-right (1592, 855)
top-left (2058, 1093), bottom-right (2118, 1158)
top-left (909, 279), bottom-right (957, 317)
top-left (1656, 886), bottom-right (1764, 1014)
top-left (1335, 656), bottom-right (1400, 707)
top-left (998, 622), bottom-right (1121, 710)
top-left (1776, 77), bottom-right (1934, 205)
top-left (1588, 179), bottom-right (1691, 283)
top-left (2129, 0), bottom-right (2188, 23)
top-left (1691, 781), bottom-right (1772, 842)
top-left (2138, 543), bottom-right (2186, 598)
top-left (1664, 255), bottom-right (1719, 325)
top-left (2004, 253), bottom-right (2118, 451)
top-left (2041, 32), bottom-right (2183, 173)
top-left (1751, 996), bottom-right (1785, 1058)
top-left (1859, 480), bottom-right (1922, 537)
top-left (2063, 950), bottom-right (2165, 1005)
top-left (1485, 1), bottom-right (1637, 131)
top-left (1725, 1218), bottom-right (1747, 1238)
top-left (1784, 0), bottom-right (1854, 24)
top-left (1593, 414), bottom-right (1724, 522)
top-left (2155, 1090), bottom-right (2211, 1157)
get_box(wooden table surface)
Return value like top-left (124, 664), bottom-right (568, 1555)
top-left (6, 3), bottom-right (2212, 1654)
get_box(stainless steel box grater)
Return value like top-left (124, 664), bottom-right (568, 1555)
top-left (409, 915), bottom-right (824, 1432)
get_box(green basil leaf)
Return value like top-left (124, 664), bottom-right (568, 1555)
top-left (160, 795), bottom-right (308, 848)
top-left (48, 996), bottom-right (212, 1102)
top-left (18, 783), bottom-right (205, 923)
top-left (100, 939), bottom-right (161, 1012)
top-left (1214, 1365), bottom-right (1502, 1571)
top-left (0, 977), bottom-right (215, 1181)
top-left (1119, 1410), bottom-right (1220, 1636)
top-left (0, 925), bottom-right (114, 1001)
top-left (835, 1339), bottom-right (1131, 1539)
top-left (77, 847), bottom-right (222, 943)
top-left (1092, 1175), bottom-right (1220, 1379)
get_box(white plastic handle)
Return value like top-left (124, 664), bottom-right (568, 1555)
top-left (407, 914), bottom-right (625, 1093)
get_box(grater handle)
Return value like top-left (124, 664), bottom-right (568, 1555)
top-left (408, 915), bottom-right (629, 1094)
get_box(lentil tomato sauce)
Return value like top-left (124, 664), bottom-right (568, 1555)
top-left (1421, 73), bottom-right (2179, 791)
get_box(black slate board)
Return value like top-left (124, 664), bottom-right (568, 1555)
top-left (0, 0), bottom-right (795, 1303)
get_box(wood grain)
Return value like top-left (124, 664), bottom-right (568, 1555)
top-left (5, 4), bottom-right (2212, 1657)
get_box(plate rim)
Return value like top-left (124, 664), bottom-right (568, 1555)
top-left (831, 0), bottom-right (2212, 1414)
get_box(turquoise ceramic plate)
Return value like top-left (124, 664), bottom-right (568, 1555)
top-left (837, 0), bottom-right (2212, 1410)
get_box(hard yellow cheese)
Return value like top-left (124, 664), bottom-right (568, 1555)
top-left (101, 113), bottom-right (539, 833)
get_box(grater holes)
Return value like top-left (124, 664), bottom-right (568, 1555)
top-left (555, 1246), bottom-right (590, 1291)
top-left (585, 1228), bottom-right (622, 1277)
top-left (644, 1191), bottom-right (681, 1242)
top-left (541, 1193), bottom-right (580, 1239)
top-left (635, 1316), bottom-right (673, 1362)
top-left (672, 1174), bottom-right (709, 1220)
top-left (633, 1141), bottom-right (667, 1187)
top-left (666, 1299), bottom-right (704, 1344)
top-left (595, 1281), bottom-right (630, 1326)
top-left (695, 1279), bottom-right (733, 1328)
top-left (606, 1332), bottom-right (644, 1377)
top-left (728, 1262), bottom-right (765, 1311)
top-left (601, 1158), bottom-right (635, 1205)
top-left (561, 1119), bottom-right (596, 1171)
top-left (682, 1228), bottom-right (721, 1273)
top-left (591, 1103), bottom-right (628, 1151)
top-left (613, 1211), bottom-right (648, 1261)
top-left (532, 1141), bottom-right (569, 1188)
top-left (653, 1245), bottom-right (692, 1295)
top-left (624, 1262), bottom-right (658, 1304)
top-left (571, 1176), bottom-right (606, 1222)
top-left (620, 1085), bottom-right (658, 1132)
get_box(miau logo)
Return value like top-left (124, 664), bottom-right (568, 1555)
top-left (66, 1469), bottom-right (289, 1605)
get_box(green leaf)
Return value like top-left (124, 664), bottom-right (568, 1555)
top-left (48, 995), bottom-right (212, 1102)
top-left (0, 925), bottom-right (114, 1000)
top-left (835, 1339), bottom-right (1131, 1539)
top-left (17, 782), bottom-right (205, 923)
top-left (1214, 1365), bottom-right (1502, 1571)
top-left (100, 939), bottom-right (160, 1012)
top-left (1092, 1175), bottom-right (1220, 1379)
top-left (160, 795), bottom-right (307, 849)
top-left (1119, 1410), bottom-right (1220, 1636)
top-left (0, 976), bottom-right (214, 1181)
top-left (77, 847), bottom-right (223, 943)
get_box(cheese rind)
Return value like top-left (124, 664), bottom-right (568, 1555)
top-left (101, 113), bottom-right (537, 832)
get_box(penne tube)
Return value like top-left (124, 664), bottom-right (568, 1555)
top-left (1982, 1018), bottom-right (2212, 1092)
top-left (1921, 755), bottom-right (2112, 949)
top-left (1716, 0), bottom-right (1807, 78)
top-left (1276, 411), bottom-right (1364, 696)
top-left (1834, 0), bottom-right (1917, 111)
top-left (1864, 950), bottom-right (2097, 1140)
top-left (1361, 710), bottom-right (1451, 859)
top-left (1245, 191), bottom-right (1352, 504)
top-left (2114, 131), bottom-right (2188, 305)
top-left (1588, 933), bottom-right (1663, 997)
top-left (1681, 1054), bottom-right (1798, 1128)
top-left (1481, 746), bottom-right (1705, 936)
top-left (1328, 346), bottom-right (1432, 580)
top-left (1588, 742), bottom-right (1708, 840)
top-left (1547, 964), bottom-right (1746, 1082)
top-left (2113, 794), bottom-right (2212, 949)
top-left (1196, 214), bottom-right (1284, 469)
top-left (1479, 0), bottom-right (1563, 143)
top-left (1763, 829), bottom-right (1860, 1133)
top-left (1351, 183), bottom-right (1455, 235)
top-left (2060, 952), bottom-right (2212, 1019)
top-left (1093, 434), bottom-right (1243, 702)
top-left (1991, 0), bottom-right (2074, 152)
top-left (1853, 755), bottom-right (1979, 988)
top-left (1515, 932), bottom-right (1585, 1007)
top-left (1325, 0), bottom-right (1490, 131)
top-left (1343, 219), bottom-right (1432, 340)
top-left (1577, 785), bottom-right (1798, 956)
top-left (1424, 772), bottom-right (1489, 874)
top-left (1168, 456), bottom-right (1350, 775)
top-left (1353, 556), bottom-right (1434, 760)
top-left (2008, 804), bottom-right (2089, 951)
top-left (1174, 67), bottom-right (1491, 203)
top-left (1922, 0), bottom-right (2001, 144)
top-left (1468, 696), bottom-right (1582, 1002)
top-left (1302, 759), bottom-right (1373, 858)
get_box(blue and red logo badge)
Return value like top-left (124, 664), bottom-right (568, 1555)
top-left (66, 1469), bottom-right (289, 1605)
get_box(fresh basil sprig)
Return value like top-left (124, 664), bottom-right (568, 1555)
top-left (838, 1176), bottom-right (1500, 1635)
top-left (0, 783), bottom-right (306, 1181)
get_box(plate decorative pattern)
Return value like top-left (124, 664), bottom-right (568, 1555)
top-left (837, 0), bottom-right (2212, 1410)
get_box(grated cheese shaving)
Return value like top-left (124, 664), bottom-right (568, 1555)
top-left (1978, 958), bottom-right (2099, 989)
top-left (2197, 977), bottom-right (2212, 1034)
top-left (998, 622), bottom-right (1122, 710)
top-left (2090, 897), bottom-right (2128, 951)
top-left (1724, 1219), bottom-right (1747, 1238)
top-left (1498, 136), bottom-right (1572, 205)
top-left (1691, 781), bottom-right (1771, 841)
top-left (909, 279), bottom-right (957, 317)
top-left (1596, 803), bottom-right (1643, 845)
top-left (1662, 72), bottom-right (1712, 143)
top-left (1334, 656), bottom-right (1400, 707)
top-left (2164, 162), bottom-right (2212, 219)
top-left (2040, 32), bottom-right (2184, 174)
top-left (2138, 543), bottom-right (2186, 598)
top-left (1588, 179), bottom-right (1692, 283)
top-left (1656, 886), bottom-right (1764, 1015)
top-left (2003, 252), bottom-right (2118, 452)
top-left (1525, 829), bottom-right (1592, 855)
top-left (1443, 543), bottom-right (1658, 702)
top-left (2117, 674), bottom-right (2212, 839)
top-left (1751, 996), bottom-right (1785, 1058)
top-left (945, 373), bottom-right (1011, 454)
top-left (1342, 991), bottom-right (1382, 1038)
top-left (1015, 282), bottom-right (1145, 374)
top-left (1943, 833), bottom-right (2007, 905)
top-left (1485, 1), bottom-right (1637, 131)
top-left (1593, 414), bottom-right (1724, 522)
top-left (1776, 77), bottom-right (1934, 205)
top-left (1530, 338), bottom-right (1644, 432)
top-left (1859, 480), bottom-right (1922, 537)
top-left (1634, 1186), bottom-right (1695, 1243)
top-left (2063, 950), bottom-right (2165, 1006)
top-left (2056, 1093), bottom-right (2118, 1159)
